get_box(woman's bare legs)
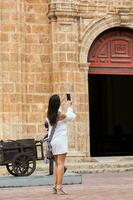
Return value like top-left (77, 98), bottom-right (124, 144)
top-left (53, 155), bottom-right (58, 189)
top-left (53, 153), bottom-right (67, 194)
top-left (56, 154), bottom-right (66, 189)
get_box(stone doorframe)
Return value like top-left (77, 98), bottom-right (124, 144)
top-left (79, 14), bottom-right (133, 70)
top-left (78, 13), bottom-right (133, 158)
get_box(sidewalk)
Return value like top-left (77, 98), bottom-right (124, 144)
top-left (0, 173), bottom-right (81, 187)
top-left (0, 171), bottom-right (133, 200)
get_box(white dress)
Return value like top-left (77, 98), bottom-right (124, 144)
top-left (47, 107), bottom-right (76, 155)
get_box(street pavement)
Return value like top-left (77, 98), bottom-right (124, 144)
top-left (0, 171), bottom-right (133, 200)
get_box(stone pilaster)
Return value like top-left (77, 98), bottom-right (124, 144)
top-left (48, 0), bottom-right (90, 158)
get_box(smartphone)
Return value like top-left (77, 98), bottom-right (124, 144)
top-left (66, 93), bottom-right (71, 101)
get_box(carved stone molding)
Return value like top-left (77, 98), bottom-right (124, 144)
top-left (48, 2), bottom-right (78, 22)
top-left (117, 8), bottom-right (132, 25)
top-left (79, 63), bottom-right (90, 71)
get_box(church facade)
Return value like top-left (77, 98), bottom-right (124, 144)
top-left (0, 0), bottom-right (133, 160)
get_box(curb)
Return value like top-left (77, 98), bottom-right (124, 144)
top-left (0, 173), bottom-right (82, 188)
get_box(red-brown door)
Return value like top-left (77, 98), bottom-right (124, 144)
top-left (88, 27), bottom-right (133, 156)
top-left (88, 27), bottom-right (133, 75)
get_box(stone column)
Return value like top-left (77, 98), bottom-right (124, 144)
top-left (48, 0), bottom-right (90, 159)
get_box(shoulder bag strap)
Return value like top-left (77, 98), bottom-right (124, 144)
top-left (48, 124), bottom-right (56, 143)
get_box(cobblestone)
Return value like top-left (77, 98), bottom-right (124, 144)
top-left (0, 171), bottom-right (133, 200)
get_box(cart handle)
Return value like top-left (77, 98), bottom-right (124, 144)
top-left (35, 137), bottom-right (48, 144)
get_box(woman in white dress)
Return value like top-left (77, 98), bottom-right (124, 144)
top-left (46, 94), bottom-right (76, 195)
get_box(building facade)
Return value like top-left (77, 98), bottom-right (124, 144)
top-left (0, 0), bottom-right (133, 160)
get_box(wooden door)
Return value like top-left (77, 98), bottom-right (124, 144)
top-left (88, 27), bottom-right (133, 75)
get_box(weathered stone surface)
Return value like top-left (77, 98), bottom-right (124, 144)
top-left (0, 0), bottom-right (133, 161)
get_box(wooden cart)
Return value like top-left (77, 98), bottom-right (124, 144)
top-left (0, 139), bottom-right (44, 176)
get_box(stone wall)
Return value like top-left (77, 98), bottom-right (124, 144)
top-left (0, 0), bottom-right (133, 159)
top-left (48, 0), bottom-right (133, 158)
top-left (0, 0), bottom-right (51, 140)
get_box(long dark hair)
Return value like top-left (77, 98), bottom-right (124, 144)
top-left (47, 94), bottom-right (60, 126)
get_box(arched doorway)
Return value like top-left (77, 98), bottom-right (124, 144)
top-left (88, 27), bottom-right (133, 156)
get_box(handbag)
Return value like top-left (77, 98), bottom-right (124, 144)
top-left (46, 143), bottom-right (53, 160)
top-left (46, 124), bottom-right (56, 160)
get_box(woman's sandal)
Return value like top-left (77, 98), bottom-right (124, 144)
top-left (57, 188), bottom-right (68, 195)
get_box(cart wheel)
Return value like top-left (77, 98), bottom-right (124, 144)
top-left (6, 163), bottom-right (17, 176)
top-left (6, 153), bottom-right (36, 176)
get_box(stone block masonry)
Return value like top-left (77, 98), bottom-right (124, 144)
top-left (0, 0), bottom-right (51, 140)
top-left (0, 0), bottom-right (133, 161)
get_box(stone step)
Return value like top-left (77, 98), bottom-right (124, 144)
top-left (0, 158), bottom-right (133, 176)
top-left (66, 161), bottom-right (133, 168)
top-left (65, 162), bottom-right (133, 173)
top-left (35, 160), bottom-right (133, 174)
top-left (70, 167), bottom-right (133, 174)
